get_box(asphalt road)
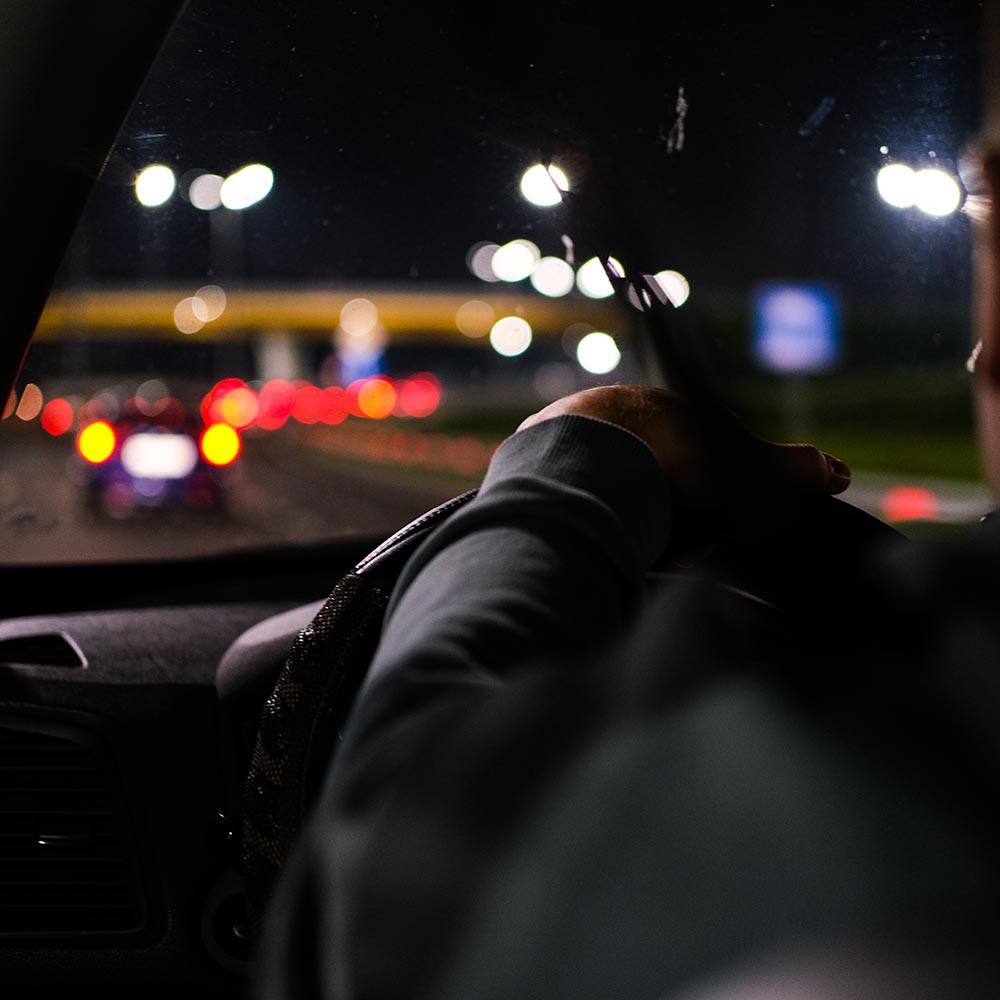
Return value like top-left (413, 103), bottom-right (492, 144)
top-left (0, 425), bottom-right (994, 565)
top-left (0, 429), bottom-right (476, 565)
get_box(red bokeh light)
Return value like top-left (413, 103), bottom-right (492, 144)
top-left (292, 383), bottom-right (322, 424)
top-left (397, 373), bottom-right (441, 418)
top-left (256, 379), bottom-right (296, 430)
top-left (318, 386), bottom-right (348, 424)
top-left (40, 398), bottom-right (74, 436)
top-left (882, 485), bottom-right (940, 522)
top-left (202, 378), bottom-right (258, 429)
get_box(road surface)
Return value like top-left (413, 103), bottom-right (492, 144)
top-left (0, 423), bottom-right (994, 565)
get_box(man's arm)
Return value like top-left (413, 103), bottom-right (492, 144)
top-left (325, 385), bottom-right (851, 812)
top-left (325, 412), bottom-right (672, 811)
top-left (255, 385), bottom-right (853, 1000)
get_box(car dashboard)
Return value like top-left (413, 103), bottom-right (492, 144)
top-left (0, 541), bottom-right (371, 997)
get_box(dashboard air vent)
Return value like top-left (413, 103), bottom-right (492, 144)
top-left (0, 715), bottom-right (146, 938)
top-left (0, 632), bottom-right (86, 669)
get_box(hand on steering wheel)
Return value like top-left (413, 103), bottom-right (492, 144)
top-left (517, 384), bottom-right (902, 614)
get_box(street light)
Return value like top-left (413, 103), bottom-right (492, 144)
top-left (520, 163), bottom-right (570, 207)
top-left (220, 164), bottom-right (274, 210)
top-left (876, 162), bottom-right (963, 216)
top-left (135, 162), bottom-right (274, 212)
top-left (134, 164), bottom-right (176, 206)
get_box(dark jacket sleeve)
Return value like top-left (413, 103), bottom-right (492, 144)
top-left (255, 416), bottom-right (1000, 1000)
top-left (322, 412), bottom-right (672, 811)
top-left (254, 413), bottom-right (672, 1000)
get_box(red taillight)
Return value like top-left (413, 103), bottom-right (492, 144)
top-left (41, 398), bottom-right (75, 436)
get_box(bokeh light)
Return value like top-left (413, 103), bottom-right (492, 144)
top-left (652, 270), bottom-right (691, 307)
top-left (203, 378), bottom-right (246, 426)
top-left (292, 383), bottom-right (322, 424)
top-left (466, 242), bottom-right (500, 282)
top-left (562, 322), bottom-right (596, 359)
top-left (530, 256), bottom-right (575, 297)
top-left (913, 168), bottom-right (962, 216)
top-left (221, 387), bottom-right (259, 428)
top-left (78, 395), bottom-right (114, 425)
top-left (41, 398), bottom-right (74, 436)
top-left (200, 423), bottom-right (242, 466)
top-left (77, 420), bottom-right (117, 464)
top-left (882, 485), bottom-right (940, 522)
top-left (520, 163), bottom-right (570, 206)
top-left (340, 298), bottom-right (379, 337)
top-left (397, 373), bottom-right (442, 417)
top-left (490, 316), bottom-right (533, 357)
top-left (576, 331), bottom-right (621, 374)
top-left (134, 380), bottom-right (171, 415)
top-left (15, 383), bottom-right (43, 421)
top-left (135, 164), bottom-right (176, 207)
top-left (174, 296), bottom-right (207, 334)
top-left (357, 377), bottom-right (398, 419)
top-left (220, 163), bottom-right (273, 209)
top-left (876, 163), bottom-right (916, 208)
top-left (256, 379), bottom-right (296, 430)
top-left (491, 240), bottom-right (540, 282)
top-left (121, 433), bottom-right (199, 480)
top-left (196, 284), bottom-right (227, 321)
top-left (318, 386), bottom-right (349, 424)
top-left (576, 256), bottom-right (621, 299)
top-left (876, 162), bottom-right (962, 216)
top-left (189, 173), bottom-right (224, 210)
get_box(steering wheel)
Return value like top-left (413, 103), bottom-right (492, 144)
top-left (666, 488), bottom-right (906, 620)
top-left (234, 482), bottom-right (905, 937)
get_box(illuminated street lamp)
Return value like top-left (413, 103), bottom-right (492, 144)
top-left (134, 164), bottom-right (176, 206)
top-left (183, 164), bottom-right (275, 276)
top-left (520, 163), bottom-right (570, 207)
top-left (133, 161), bottom-right (274, 276)
top-left (220, 163), bottom-right (274, 210)
top-left (876, 162), bottom-right (963, 217)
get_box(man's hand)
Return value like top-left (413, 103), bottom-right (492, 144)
top-left (517, 385), bottom-right (852, 561)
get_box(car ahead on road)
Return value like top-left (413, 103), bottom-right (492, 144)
top-left (72, 389), bottom-right (238, 516)
top-left (0, 2), bottom-right (989, 998)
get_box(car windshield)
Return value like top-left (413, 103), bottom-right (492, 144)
top-left (0, 1), bottom-right (987, 565)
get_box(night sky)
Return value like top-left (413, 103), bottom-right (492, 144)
top-left (60, 0), bottom-right (985, 316)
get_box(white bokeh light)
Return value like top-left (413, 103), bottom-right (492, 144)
top-left (467, 242), bottom-right (500, 282)
top-left (876, 163), bottom-right (917, 208)
top-left (340, 298), bottom-right (379, 337)
top-left (576, 331), bottom-right (621, 374)
top-left (913, 168), bottom-right (962, 216)
top-left (189, 173), bottom-right (224, 210)
top-left (576, 256), bottom-right (621, 299)
top-left (530, 257), bottom-right (575, 297)
top-left (195, 284), bottom-right (227, 321)
top-left (135, 164), bottom-right (176, 207)
top-left (653, 270), bottom-right (691, 307)
top-left (490, 316), bottom-right (533, 357)
top-left (520, 163), bottom-right (570, 207)
top-left (491, 239), bottom-right (540, 282)
top-left (877, 162), bottom-right (962, 217)
top-left (220, 163), bottom-right (274, 209)
top-left (121, 433), bottom-right (199, 480)
top-left (174, 297), bottom-right (206, 334)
